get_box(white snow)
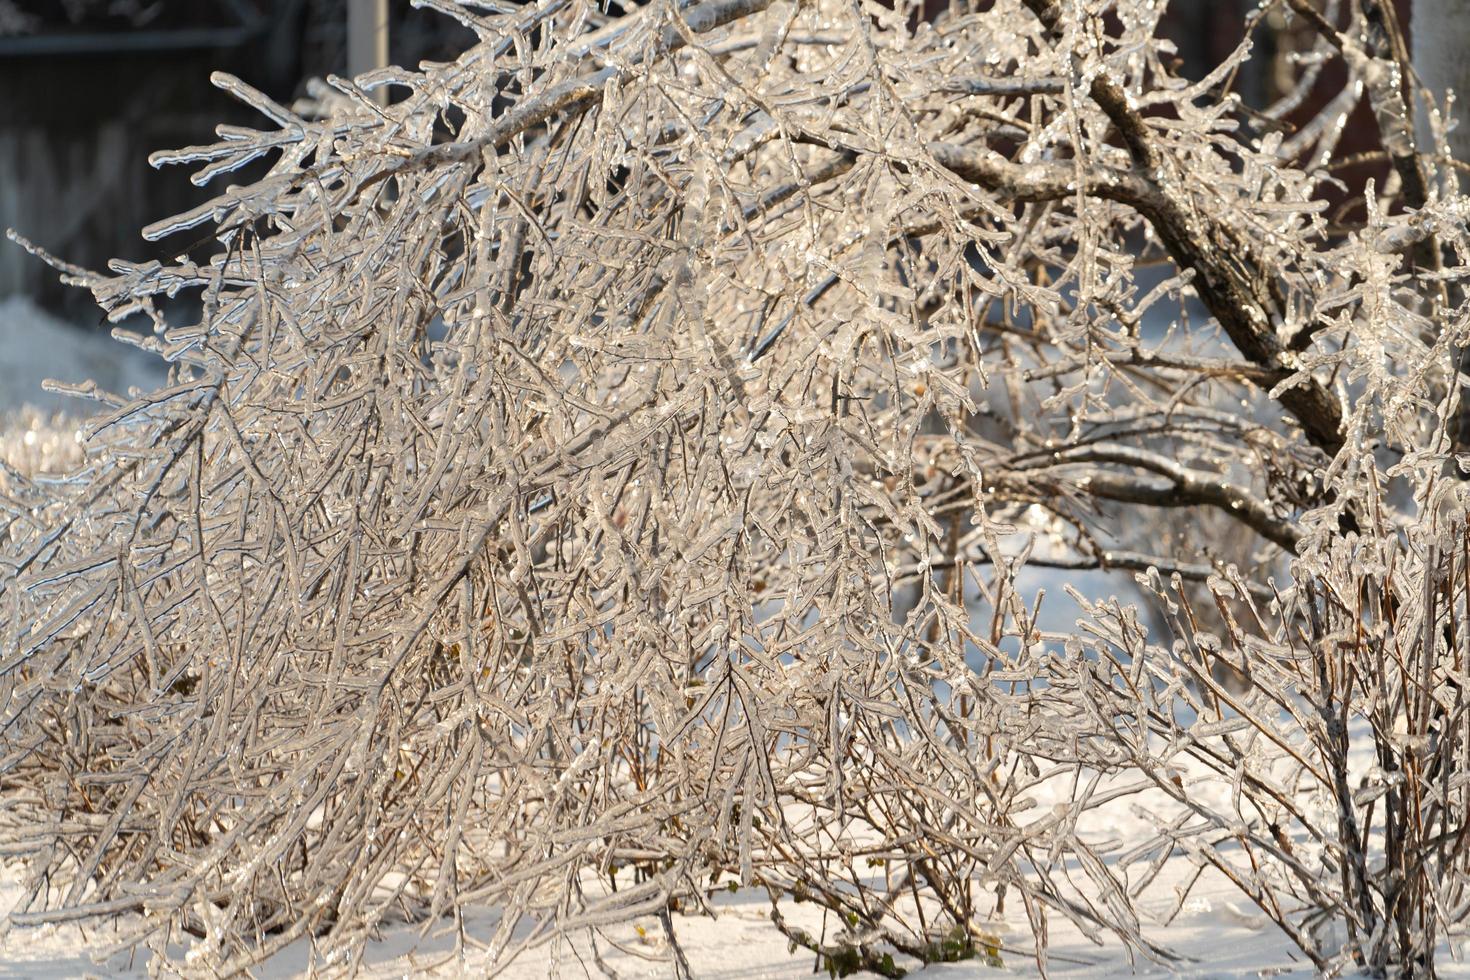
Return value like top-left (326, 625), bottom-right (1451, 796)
top-left (0, 295), bottom-right (168, 474)
top-left (0, 853), bottom-right (1314, 979)
top-left (4, 760), bottom-right (1465, 978)
top-left (0, 295), bottom-right (166, 417)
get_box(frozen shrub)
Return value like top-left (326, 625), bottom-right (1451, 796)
top-left (1, 0), bottom-right (1468, 974)
top-left (1071, 513), bottom-right (1470, 975)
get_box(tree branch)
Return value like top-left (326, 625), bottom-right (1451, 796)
top-left (927, 141), bottom-right (1150, 205)
top-left (366, 0), bottom-right (777, 186)
top-left (1073, 466), bottom-right (1299, 552)
top-left (1019, 0), bottom-right (1347, 458)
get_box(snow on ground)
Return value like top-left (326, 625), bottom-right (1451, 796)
top-left (0, 295), bottom-right (167, 476)
top-left (0, 295), bottom-right (166, 417)
top-left (5, 738), bottom-right (1463, 979)
top-left (1, 785), bottom-right (1433, 979)
top-left (0, 856), bottom-right (1314, 979)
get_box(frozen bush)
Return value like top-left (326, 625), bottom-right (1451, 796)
top-left (1071, 515), bottom-right (1470, 975)
top-left (2, 0), bottom-right (1468, 974)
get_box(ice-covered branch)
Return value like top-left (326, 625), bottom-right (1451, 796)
top-left (1021, 0), bottom-right (1347, 457)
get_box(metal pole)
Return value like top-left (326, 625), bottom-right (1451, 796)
top-left (347, 0), bottom-right (388, 98)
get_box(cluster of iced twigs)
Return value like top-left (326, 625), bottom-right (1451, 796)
top-left (3, 0), bottom-right (1470, 973)
top-left (1066, 510), bottom-right (1470, 975)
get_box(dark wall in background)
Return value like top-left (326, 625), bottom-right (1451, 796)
top-left (0, 0), bottom-right (471, 321)
top-left (1162, 0), bottom-right (1416, 220)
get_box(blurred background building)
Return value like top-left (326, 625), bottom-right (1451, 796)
top-left (0, 0), bottom-right (473, 321)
